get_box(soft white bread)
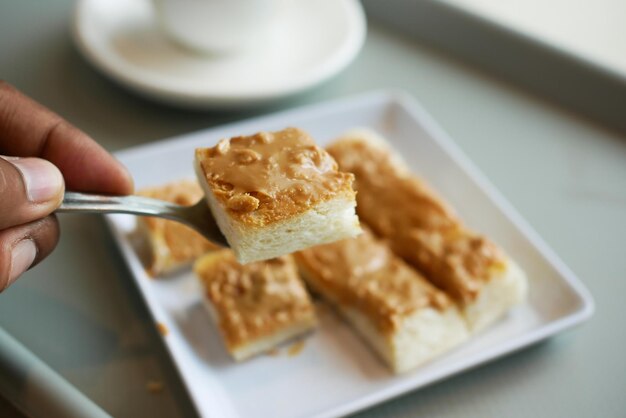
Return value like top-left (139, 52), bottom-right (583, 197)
top-left (135, 179), bottom-right (219, 276)
top-left (338, 304), bottom-right (468, 373)
top-left (463, 259), bottom-right (527, 332)
top-left (295, 229), bottom-right (469, 373)
top-left (194, 250), bottom-right (317, 361)
top-left (327, 129), bottom-right (528, 332)
top-left (194, 128), bottom-right (361, 264)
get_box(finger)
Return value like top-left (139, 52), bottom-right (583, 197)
top-left (0, 215), bottom-right (60, 292)
top-left (0, 81), bottom-right (133, 195)
top-left (0, 156), bottom-right (64, 229)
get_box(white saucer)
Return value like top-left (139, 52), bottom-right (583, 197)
top-left (73, 0), bottom-right (366, 109)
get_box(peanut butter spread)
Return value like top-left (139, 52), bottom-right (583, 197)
top-left (195, 128), bottom-right (355, 226)
top-left (139, 180), bottom-right (219, 266)
top-left (295, 229), bottom-right (451, 335)
top-left (326, 136), bottom-right (506, 304)
top-left (195, 251), bottom-right (315, 349)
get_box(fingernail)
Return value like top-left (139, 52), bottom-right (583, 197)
top-left (11, 158), bottom-right (63, 203)
top-left (8, 239), bottom-right (37, 288)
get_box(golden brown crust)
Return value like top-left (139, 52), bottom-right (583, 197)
top-left (294, 228), bottom-right (451, 336)
top-left (195, 250), bottom-right (316, 350)
top-left (326, 135), bottom-right (506, 304)
top-left (138, 180), bottom-right (219, 274)
top-left (195, 128), bottom-right (356, 227)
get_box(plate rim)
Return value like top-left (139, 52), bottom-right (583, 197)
top-left (105, 89), bottom-right (594, 418)
top-left (72, 0), bottom-right (367, 108)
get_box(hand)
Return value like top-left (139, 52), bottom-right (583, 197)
top-left (0, 82), bottom-right (134, 291)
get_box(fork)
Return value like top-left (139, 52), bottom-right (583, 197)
top-left (57, 192), bottom-right (229, 247)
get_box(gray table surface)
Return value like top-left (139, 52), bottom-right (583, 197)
top-left (1, 1), bottom-right (625, 417)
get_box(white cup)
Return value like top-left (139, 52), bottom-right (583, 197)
top-left (153, 0), bottom-right (280, 54)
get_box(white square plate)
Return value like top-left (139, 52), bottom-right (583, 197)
top-left (107, 91), bottom-right (594, 418)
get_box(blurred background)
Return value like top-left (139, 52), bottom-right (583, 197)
top-left (0, 1), bottom-right (624, 417)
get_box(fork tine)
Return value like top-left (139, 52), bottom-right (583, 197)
top-left (182, 199), bottom-right (229, 247)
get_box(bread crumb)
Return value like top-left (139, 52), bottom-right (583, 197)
top-left (266, 348), bottom-right (280, 357)
top-left (146, 380), bottom-right (164, 393)
top-left (287, 340), bottom-right (306, 357)
top-left (156, 322), bottom-right (168, 336)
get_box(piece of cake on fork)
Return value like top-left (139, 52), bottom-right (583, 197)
top-left (135, 179), bottom-right (219, 276)
top-left (326, 129), bottom-right (527, 333)
top-left (194, 128), bottom-right (361, 264)
top-left (194, 250), bottom-right (317, 361)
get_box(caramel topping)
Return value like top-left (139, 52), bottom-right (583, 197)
top-left (295, 228), bottom-right (451, 335)
top-left (195, 251), bottom-right (315, 349)
top-left (196, 128), bottom-right (355, 226)
top-left (138, 180), bottom-right (219, 272)
top-left (326, 135), bottom-right (506, 304)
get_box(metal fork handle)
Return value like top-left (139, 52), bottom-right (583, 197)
top-left (58, 192), bottom-right (184, 219)
top-left (57, 192), bottom-right (229, 247)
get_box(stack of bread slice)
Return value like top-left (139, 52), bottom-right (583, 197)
top-left (325, 129), bottom-right (527, 334)
top-left (134, 127), bottom-right (527, 373)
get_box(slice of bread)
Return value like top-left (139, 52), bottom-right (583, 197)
top-left (326, 129), bottom-right (527, 332)
top-left (135, 180), bottom-right (219, 276)
top-left (194, 250), bottom-right (317, 361)
top-left (295, 228), bottom-right (468, 373)
top-left (194, 128), bottom-right (361, 264)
